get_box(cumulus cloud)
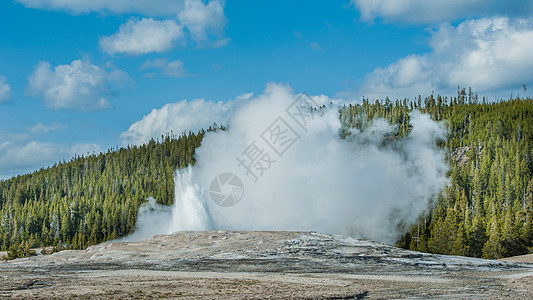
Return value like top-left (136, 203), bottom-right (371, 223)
top-left (433, 17), bottom-right (533, 91)
top-left (121, 92), bottom-right (253, 145)
top-left (121, 89), bottom-right (340, 146)
top-left (16, 0), bottom-right (187, 16)
top-left (26, 59), bottom-right (130, 111)
top-left (357, 55), bottom-right (435, 100)
top-left (351, 0), bottom-right (533, 24)
top-left (0, 141), bottom-right (101, 179)
top-left (178, 0), bottom-right (228, 47)
top-left (0, 76), bottom-right (12, 103)
top-left (0, 123), bottom-right (102, 179)
top-left (140, 58), bottom-right (190, 77)
top-left (356, 17), bottom-right (533, 99)
top-left (100, 18), bottom-right (184, 55)
top-left (18, 0), bottom-right (229, 51)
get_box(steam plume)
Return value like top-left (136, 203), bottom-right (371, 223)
top-left (125, 83), bottom-right (448, 243)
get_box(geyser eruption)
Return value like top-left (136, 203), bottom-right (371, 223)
top-left (119, 166), bottom-right (212, 241)
top-left (127, 83), bottom-right (448, 244)
top-left (168, 166), bottom-right (213, 231)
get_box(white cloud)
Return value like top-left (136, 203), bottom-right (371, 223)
top-left (0, 76), bottom-right (12, 103)
top-left (121, 92), bottom-right (253, 145)
top-left (18, 0), bottom-right (229, 50)
top-left (358, 55), bottom-right (435, 100)
top-left (141, 58), bottom-right (190, 77)
top-left (26, 59), bottom-right (129, 111)
top-left (433, 18), bottom-right (533, 91)
top-left (27, 122), bottom-right (64, 134)
top-left (356, 17), bottom-right (533, 99)
top-left (120, 87), bottom-right (338, 146)
top-left (0, 141), bottom-right (102, 179)
top-left (178, 0), bottom-right (228, 47)
top-left (100, 18), bottom-right (184, 55)
top-left (351, 0), bottom-right (533, 24)
top-left (16, 0), bottom-right (187, 16)
top-left (0, 124), bottom-right (102, 179)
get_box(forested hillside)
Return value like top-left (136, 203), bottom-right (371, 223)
top-left (0, 131), bottom-right (204, 254)
top-left (398, 96), bottom-right (533, 259)
top-left (338, 90), bottom-right (533, 259)
top-left (1, 90), bottom-right (532, 259)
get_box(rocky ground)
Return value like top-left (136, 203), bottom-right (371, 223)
top-left (1, 231), bottom-right (532, 299)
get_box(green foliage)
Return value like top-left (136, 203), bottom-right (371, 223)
top-left (4, 240), bottom-right (36, 260)
top-left (0, 131), bottom-right (205, 251)
top-left (339, 92), bottom-right (533, 259)
top-left (1, 92), bottom-right (532, 260)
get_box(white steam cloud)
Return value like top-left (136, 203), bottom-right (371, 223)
top-left (125, 83), bottom-right (448, 244)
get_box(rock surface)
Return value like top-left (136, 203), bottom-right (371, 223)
top-left (1, 231), bottom-right (532, 299)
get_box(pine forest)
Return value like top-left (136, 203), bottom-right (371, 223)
top-left (1, 90), bottom-right (532, 260)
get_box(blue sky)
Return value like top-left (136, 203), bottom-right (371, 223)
top-left (1, 0), bottom-right (532, 179)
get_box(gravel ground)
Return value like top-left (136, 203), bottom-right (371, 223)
top-left (1, 231), bottom-right (532, 299)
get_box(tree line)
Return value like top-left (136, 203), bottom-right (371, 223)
top-left (338, 89), bottom-right (532, 258)
top-left (1, 131), bottom-right (204, 255)
top-left (1, 90), bottom-right (532, 259)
